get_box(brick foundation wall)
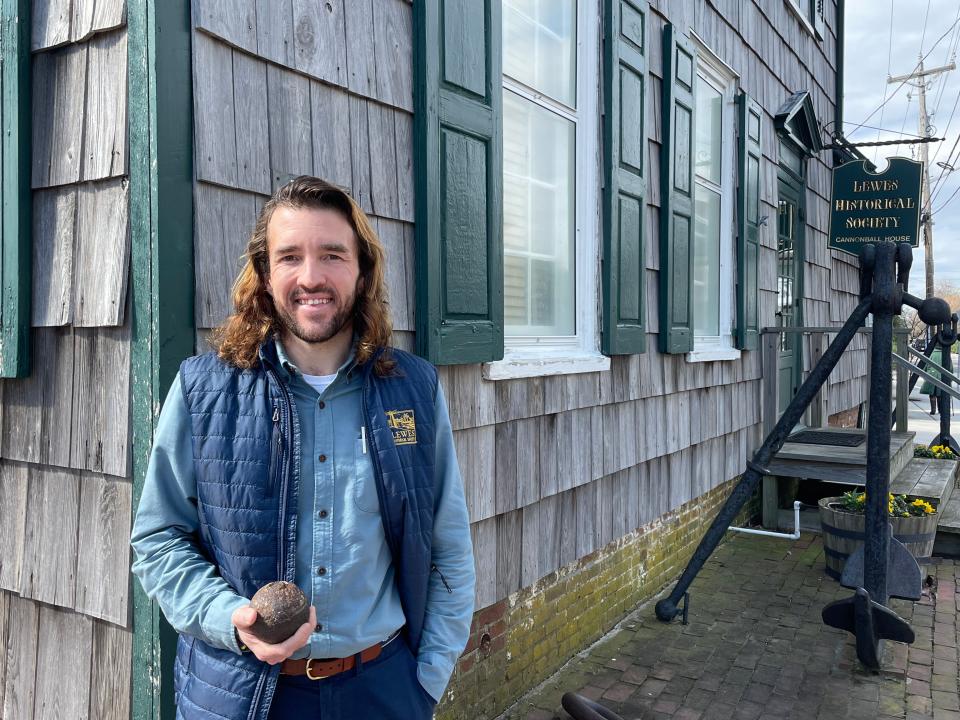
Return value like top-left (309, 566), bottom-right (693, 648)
top-left (828, 405), bottom-right (861, 428)
top-left (438, 478), bottom-right (754, 720)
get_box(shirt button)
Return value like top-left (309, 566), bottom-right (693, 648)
top-left (317, 567), bottom-right (327, 576)
top-left (319, 454), bottom-right (327, 462)
top-left (315, 623), bottom-right (323, 632)
top-left (319, 401), bottom-right (326, 409)
top-left (318, 509), bottom-right (328, 519)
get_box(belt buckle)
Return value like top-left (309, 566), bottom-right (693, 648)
top-left (304, 659), bottom-right (335, 681)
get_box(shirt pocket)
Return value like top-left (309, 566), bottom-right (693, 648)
top-left (353, 437), bottom-right (381, 514)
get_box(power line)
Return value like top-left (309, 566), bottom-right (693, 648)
top-left (920, 0), bottom-right (932, 59)
top-left (932, 181), bottom-right (960, 214)
top-left (929, 4), bottom-right (960, 167)
top-left (844, 120), bottom-right (923, 139)
top-left (929, 94), bottom-right (960, 201)
top-left (874, 0), bottom-right (897, 163)
top-left (847, 15), bottom-right (960, 137)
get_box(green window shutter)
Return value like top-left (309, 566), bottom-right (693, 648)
top-left (413, 0), bottom-right (503, 365)
top-left (736, 91), bottom-right (762, 351)
top-left (602, 0), bottom-right (649, 356)
top-left (0, 0), bottom-right (32, 378)
top-left (658, 24), bottom-right (696, 355)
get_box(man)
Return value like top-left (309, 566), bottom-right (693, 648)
top-left (132, 176), bottom-right (476, 719)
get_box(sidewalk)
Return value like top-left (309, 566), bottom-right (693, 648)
top-left (907, 389), bottom-right (956, 447)
top-left (499, 533), bottom-right (958, 720)
top-left (903, 351), bottom-right (959, 447)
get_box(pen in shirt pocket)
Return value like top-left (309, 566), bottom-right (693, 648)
top-left (360, 426), bottom-right (367, 454)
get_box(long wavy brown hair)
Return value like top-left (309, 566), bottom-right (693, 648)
top-left (213, 176), bottom-right (395, 375)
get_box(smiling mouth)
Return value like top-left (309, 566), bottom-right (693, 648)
top-left (295, 298), bottom-right (333, 306)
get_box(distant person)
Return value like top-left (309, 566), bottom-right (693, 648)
top-left (920, 345), bottom-right (944, 415)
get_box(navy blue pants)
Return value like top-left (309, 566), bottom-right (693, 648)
top-left (267, 638), bottom-right (436, 719)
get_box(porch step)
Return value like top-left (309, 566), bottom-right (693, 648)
top-left (934, 492), bottom-right (960, 556)
top-left (767, 429), bottom-right (915, 485)
top-left (904, 458), bottom-right (960, 557)
top-left (889, 457), bottom-right (958, 510)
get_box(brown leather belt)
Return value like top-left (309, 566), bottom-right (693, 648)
top-left (280, 631), bottom-right (400, 680)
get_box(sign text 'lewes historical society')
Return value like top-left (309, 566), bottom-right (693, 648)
top-left (828, 157), bottom-right (922, 256)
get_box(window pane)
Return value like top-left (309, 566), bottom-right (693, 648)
top-left (503, 91), bottom-right (576, 336)
top-left (695, 81), bottom-right (722, 184)
top-left (693, 186), bottom-right (721, 337)
top-left (503, 0), bottom-right (577, 107)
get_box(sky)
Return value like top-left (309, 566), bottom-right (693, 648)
top-left (843, 0), bottom-right (960, 293)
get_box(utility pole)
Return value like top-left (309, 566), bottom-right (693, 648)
top-left (889, 57), bottom-right (956, 298)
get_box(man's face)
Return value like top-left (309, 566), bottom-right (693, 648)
top-left (265, 206), bottom-right (363, 347)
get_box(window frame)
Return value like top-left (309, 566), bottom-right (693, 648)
top-left (687, 36), bottom-right (740, 364)
top-left (785, 0), bottom-right (819, 38)
top-left (484, 0), bottom-right (608, 380)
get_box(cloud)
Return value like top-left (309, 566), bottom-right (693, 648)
top-left (844, 0), bottom-right (960, 298)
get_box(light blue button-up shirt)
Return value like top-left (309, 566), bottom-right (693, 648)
top-left (131, 345), bottom-right (475, 701)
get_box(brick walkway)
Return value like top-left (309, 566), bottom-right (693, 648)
top-left (499, 533), bottom-right (959, 720)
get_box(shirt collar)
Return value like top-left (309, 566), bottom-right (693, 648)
top-left (271, 337), bottom-right (359, 384)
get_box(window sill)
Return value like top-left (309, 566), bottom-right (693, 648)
top-left (784, 0), bottom-right (817, 37)
top-left (686, 347), bottom-right (742, 363)
top-left (482, 349), bottom-right (611, 380)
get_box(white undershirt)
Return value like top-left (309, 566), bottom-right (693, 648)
top-left (301, 372), bottom-right (338, 396)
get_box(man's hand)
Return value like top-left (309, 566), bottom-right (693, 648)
top-left (232, 604), bottom-right (317, 665)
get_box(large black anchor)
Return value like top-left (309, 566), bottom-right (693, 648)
top-left (930, 314), bottom-right (960, 455)
top-left (651, 241), bottom-right (950, 672)
top-left (821, 242), bottom-right (950, 669)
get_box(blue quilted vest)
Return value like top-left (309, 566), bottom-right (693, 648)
top-left (173, 341), bottom-right (438, 720)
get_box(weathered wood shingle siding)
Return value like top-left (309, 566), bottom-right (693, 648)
top-left (188, 0), bottom-right (857, 620)
top-left (0, 1), bottom-right (133, 718)
top-left (191, 0), bottom-right (416, 335)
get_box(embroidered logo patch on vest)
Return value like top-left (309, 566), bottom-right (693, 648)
top-left (385, 409), bottom-right (417, 445)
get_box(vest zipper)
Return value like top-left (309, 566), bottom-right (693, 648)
top-left (266, 368), bottom-right (295, 582)
top-left (251, 369), bottom-right (295, 720)
top-left (268, 403), bottom-right (281, 496)
top-left (431, 564), bottom-right (453, 594)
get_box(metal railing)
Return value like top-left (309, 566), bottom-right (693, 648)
top-left (893, 344), bottom-right (960, 400)
top-left (762, 325), bottom-right (960, 433)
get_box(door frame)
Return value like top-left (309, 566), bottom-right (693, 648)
top-left (775, 137), bottom-right (807, 417)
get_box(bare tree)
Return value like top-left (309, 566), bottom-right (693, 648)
top-left (902, 281), bottom-right (960, 342)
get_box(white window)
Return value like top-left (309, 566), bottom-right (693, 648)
top-left (483, 0), bottom-right (607, 380)
top-left (688, 39), bottom-right (739, 363)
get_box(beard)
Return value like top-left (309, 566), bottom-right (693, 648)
top-left (273, 284), bottom-right (359, 345)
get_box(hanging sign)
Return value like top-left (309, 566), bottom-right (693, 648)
top-left (828, 157), bottom-right (922, 256)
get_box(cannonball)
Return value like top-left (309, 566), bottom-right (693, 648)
top-left (248, 581), bottom-right (310, 644)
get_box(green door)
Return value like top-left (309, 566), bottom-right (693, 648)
top-left (776, 149), bottom-right (805, 416)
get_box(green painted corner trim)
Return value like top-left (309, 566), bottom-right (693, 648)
top-left (0, 0), bottom-right (32, 378)
top-left (129, 1), bottom-right (195, 719)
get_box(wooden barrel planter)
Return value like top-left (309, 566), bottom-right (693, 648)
top-left (818, 497), bottom-right (938, 580)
